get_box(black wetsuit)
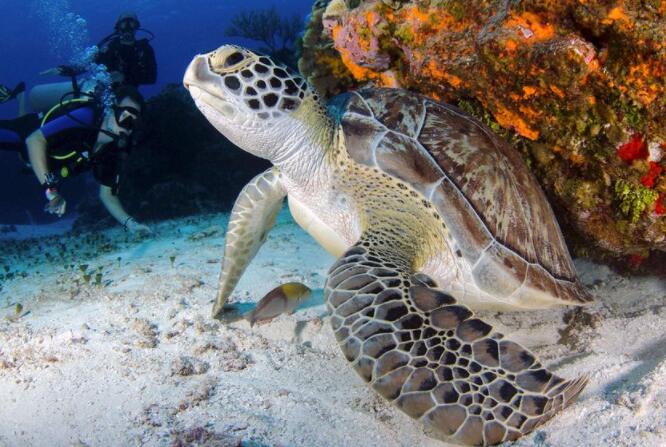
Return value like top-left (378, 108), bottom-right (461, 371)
top-left (0, 105), bottom-right (126, 193)
top-left (96, 38), bottom-right (157, 87)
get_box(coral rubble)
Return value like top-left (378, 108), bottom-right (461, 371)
top-left (300, 0), bottom-right (666, 260)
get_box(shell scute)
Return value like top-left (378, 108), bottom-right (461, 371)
top-left (418, 101), bottom-right (560, 272)
top-left (376, 131), bottom-right (442, 185)
top-left (340, 115), bottom-right (385, 166)
top-left (430, 178), bottom-right (495, 263)
top-left (345, 92), bottom-right (373, 117)
top-left (338, 88), bottom-right (592, 305)
top-left (359, 89), bottom-right (425, 139)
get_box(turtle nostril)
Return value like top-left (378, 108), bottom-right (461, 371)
top-left (197, 55), bottom-right (210, 75)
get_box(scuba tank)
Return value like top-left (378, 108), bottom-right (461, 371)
top-left (40, 88), bottom-right (135, 182)
top-left (40, 91), bottom-right (101, 179)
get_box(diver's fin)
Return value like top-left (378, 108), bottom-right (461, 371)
top-left (0, 82), bottom-right (25, 104)
top-left (0, 85), bottom-right (11, 104)
top-left (244, 282), bottom-right (312, 326)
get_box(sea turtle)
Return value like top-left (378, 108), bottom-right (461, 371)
top-left (183, 45), bottom-right (592, 446)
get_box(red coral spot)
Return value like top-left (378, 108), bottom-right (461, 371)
top-left (641, 162), bottom-right (663, 188)
top-left (628, 254), bottom-right (645, 267)
top-left (656, 194), bottom-right (665, 216)
top-left (617, 133), bottom-right (648, 163)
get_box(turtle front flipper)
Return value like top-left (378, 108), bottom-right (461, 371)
top-left (215, 167), bottom-right (286, 319)
top-left (326, 239), bottom-right (587, 446)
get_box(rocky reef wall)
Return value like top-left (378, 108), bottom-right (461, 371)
top-left (299, 0), bottom-right (666, 263)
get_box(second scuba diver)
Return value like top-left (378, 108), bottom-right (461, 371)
top-left (33, 11), bottom-right (157, 113)
top-left (95, 12), bottom-right (157, 88)
top-left (0, 85), bottom-right (152, 235)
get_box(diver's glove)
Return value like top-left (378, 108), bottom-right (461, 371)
top-left (0, 82), bottom-right (25, 104)
top-left (44, 188), bottom-right (67, 217)
top-left (124, 217), bottom-right (152, 236)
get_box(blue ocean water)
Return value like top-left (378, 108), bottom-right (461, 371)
top-left (0, 0), bottom-right (313, 224)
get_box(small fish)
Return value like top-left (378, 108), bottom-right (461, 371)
top-left (15, 303), bottom-right (23, 316)
top-left (244, 282), bottom-right (312, 327)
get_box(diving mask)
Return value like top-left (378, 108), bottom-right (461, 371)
top-left (116, 17), bottom-right (139, 33)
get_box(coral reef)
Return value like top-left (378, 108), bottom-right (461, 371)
top-left (299, 0), bottom-right (666, 262)
top-left (299, 0), bottom-right (361, 98)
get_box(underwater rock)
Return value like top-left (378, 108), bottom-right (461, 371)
top-left (299, 0), bottom-right (666, 261)
top-left (130, 318), bottom-right (159, 349)
top-left (187, 225), bottom-right (223, 241)
top-left (171, 355), bottom-right (210, 376)
top-left (299, 0), bottom-right (362, 98)
top-left (169, 427), bottom-right (242, 447)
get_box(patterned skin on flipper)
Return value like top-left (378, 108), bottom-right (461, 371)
top-left (215, 168), bottom-right (286, 318)
top-left (326, 239), bottom-right (587, 446)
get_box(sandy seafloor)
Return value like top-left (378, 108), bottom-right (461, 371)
top-left (0, 209), bottom-right (664, 447)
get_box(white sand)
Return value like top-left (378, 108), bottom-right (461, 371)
top-left (0, 209), bottom-right (664, 447)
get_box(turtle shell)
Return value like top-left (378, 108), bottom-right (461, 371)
top-left (337, 88), bottom-right (592, 307)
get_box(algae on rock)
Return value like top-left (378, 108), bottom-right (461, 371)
top-left (299, 0), bottom-right (666, 261)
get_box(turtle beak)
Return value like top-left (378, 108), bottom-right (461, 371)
top-left (183, 54), bottom-right (218, 99)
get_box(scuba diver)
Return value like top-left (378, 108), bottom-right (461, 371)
top-left (94, 12), bottom-right (157, 88)
top-left (0, 84), bottom-right (152, 235)
top-left (32, 12), bottom-right (157, 113)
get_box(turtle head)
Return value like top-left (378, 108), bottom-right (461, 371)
top-left (184, 45), bottom-right (329, 163)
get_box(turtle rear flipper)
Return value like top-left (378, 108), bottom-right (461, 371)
top-left (326, 238), bottom-right (587, 446)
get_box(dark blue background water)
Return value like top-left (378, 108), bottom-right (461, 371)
top-left (0, 0), bottom-right (313, 224)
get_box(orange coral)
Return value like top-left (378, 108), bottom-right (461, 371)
top-left (303, 0), bottom-right (666, 255)
top-left (549, 85), bottom-right (565, 98)
top-left (505, 12), bottom-right (556, 43)
top-left (522, 86), bottom-right (538, 97)
top-left (603, 5), bottom-right (633, 30)
top-left (624, 61), bottom-right (665, 105)
top-left (425, 60), bottom-right (463, 88)
top-left (331, 23), bottom-right (398, 89)
top-left (398, 5), bottom-right (462, 44)
top-left (492, 105), bottom-right (540, 140)
top-left (331, 24), bottom-right (375, 79)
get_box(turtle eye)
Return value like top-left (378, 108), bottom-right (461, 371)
top-left (225, 52), bottom-right (245, 67)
